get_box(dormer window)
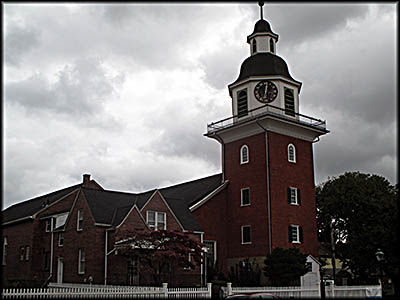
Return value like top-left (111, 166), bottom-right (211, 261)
top-left (284, 88), bottom-right (295, 116)
top-left (270, 38), bottom-right (275, 53)
top-left (147, 211), bottom-right (166, 231)
top-left (288, 143), bottom-right (296, 163)
top-left (252, 39), bottom-right (257, 54)
top-left (240, 145), bottom-right (249, 164)
top-left (237, 89), bottom-right (248, 118)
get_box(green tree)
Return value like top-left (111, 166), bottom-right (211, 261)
top-left (263, 247), bottom-right (308, 286)
top-left (316, 172), bottom-right (399, 295)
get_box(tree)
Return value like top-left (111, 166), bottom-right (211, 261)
top-left (263, 247), bottom-right (308, 286)
top-left (316, 172), bottom-right (399, 295)
top-left (116, 230), bottom-right (204, 285)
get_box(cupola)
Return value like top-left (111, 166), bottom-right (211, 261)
top-left (247, 2), bottom-right (279, 55)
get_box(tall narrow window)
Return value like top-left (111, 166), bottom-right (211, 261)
top-left (288, 144), bottom-right (296, 163)
top-left (287, 187), bottom-right (301, 205)
top-left (147, 211), bottom-right (166, 231)
top-left (252, 39), bottom-right (257, 54)
top-left (288, 225), bottom-right (303, 243)
top-left (284, 88), bottom-right (295, 116)
top-left (2, 237), bottom-right (7, 266)
top-left (77, 209), bottom-right (83, 231)
top-left (237, 89), bottom-right (248, 118)
top-left (78, 248), bottom-right (85, 274)
top-left (240, 145), bottom-right (249, 164)
top-left (241, 225), bottom-right (251, 244)
top-left (241, 188), bottom-right (250, 206)
top-left (270, 38), bottom-right (275, 53)
top-left (25, 246), bottom-right (30, 261)
top-left (58, 233), bottom-right (64, 247)
top-left (46, 219), bottom-right (52, 232)
top-left (20, 246), bottom-right (25, 261)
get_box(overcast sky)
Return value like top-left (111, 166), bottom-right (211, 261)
top-left (3, 2), bottom-right (397, 209)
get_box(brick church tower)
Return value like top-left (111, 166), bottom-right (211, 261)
top-left (204, 3), bottom-right (329, 274)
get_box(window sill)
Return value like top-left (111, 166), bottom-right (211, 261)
top-left (241, 242), bottom-right (252, 245)
top-left (291, 241), bottom-right (301, 244)
top-left (241, 203), bottom-right (251, 207)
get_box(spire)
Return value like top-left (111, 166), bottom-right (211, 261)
top-left (258, 1), bottom-right (264, 20)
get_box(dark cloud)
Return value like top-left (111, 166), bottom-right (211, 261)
top-left (6, 57), bottom-right (125, 129)
top-left (266, 4), bottom-right (370, 48)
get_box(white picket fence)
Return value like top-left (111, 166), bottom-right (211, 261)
top-left (225, 283), bottom-right (382, 298)
top-left (2, 283), bottom-right (212, 298)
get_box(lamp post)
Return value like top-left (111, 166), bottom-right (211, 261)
top-left (375, 249), bottom-right (384, 298)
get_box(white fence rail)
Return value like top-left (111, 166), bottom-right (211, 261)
top-left (225, 283), bottom-right (381, 298)
top-left (2, 283), bottom-right (212, 299)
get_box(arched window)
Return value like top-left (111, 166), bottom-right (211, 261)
top-left (240, 145), bottom-right (249, 164)
top-left (270, 39), bottom-right (275, 53)
top-left (288, 143), bottom-right (296, 163)
top-left (252, 39), bottom-right (257, 54)
top-left (237, 89), bottom-right (248, 118)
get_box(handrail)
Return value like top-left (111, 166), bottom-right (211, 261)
top-left (207, 102), bottom-right (326, 133)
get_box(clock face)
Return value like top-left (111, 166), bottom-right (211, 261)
top-left (254, 80), bottom-right (278, 103)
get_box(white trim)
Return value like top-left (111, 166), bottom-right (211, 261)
top-left (240, 145), bottom-right (249, 164)
top-left (204, 240), bottom-right (217, 264)
top-left (240, 187), bottom-right (251, 207)
top-left (241, 225), bottom-right (252, 245)
top-left (288, 143), bottom-right (296, 163)
top-left (116, 204), bottom-right (150, 230)
top-left (189, 181), bottom-right (229, 211)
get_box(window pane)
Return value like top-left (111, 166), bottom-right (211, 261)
top-left (147, 211), bottom-right (155, 222)
top-left (241, 189), bottom-right (250, 206)
top-left (157, 212), bottom-right (165, 223)
top-left (242, 226), bottom-right (251, 244)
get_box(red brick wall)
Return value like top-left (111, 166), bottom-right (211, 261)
top-left (268, 131), bottom-right (318, 257)
top-left (192, 188), bottom-right (229, 273)
top-left (224, 133), bottom-right (270, 258)
top-left (2, 221), bottom-right (35, 283)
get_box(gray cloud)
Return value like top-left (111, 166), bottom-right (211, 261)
top-left (5, 24), bottom-right (41, 66)
top-left (6, 57), bottom-right (125, 129)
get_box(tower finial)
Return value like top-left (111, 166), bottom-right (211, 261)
top-left (258, 1), bottom-right (264, 20)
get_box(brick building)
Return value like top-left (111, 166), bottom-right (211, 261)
top-left (2, 7), bottom-right (328, 287)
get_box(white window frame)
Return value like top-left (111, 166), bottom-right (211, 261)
top-left (58, 232), bottom-right (64, 247)
top-left (241, 188), bottom-right (251, 206)
top-left (77, 209), bottom-right (83, 231)
top-left (290, 225), bottom-right (301, 244)
top-left (289, 187), bottom-right (298, 205)
top-left (78, 248), bottom-right (85, 274)
top-left (2, 237), bottom-right (8, 266)
top-left (146, 211), bottom-right (167, 231)
top-left (240, 145), bottom-right (249, 164)
top-left (288, 143), bottom-right (296, 163)
top-left (241, 225), bottom-right (252, 245)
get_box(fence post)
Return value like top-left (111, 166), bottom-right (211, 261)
top-left (227, 282), bottom-right (232, 296)
top-left (207, 282), bottom-right (212, 298)
top-left (162, 283), bottom-right (168, 298)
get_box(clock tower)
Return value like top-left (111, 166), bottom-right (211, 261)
top-left (204, 3), bottom-right (329, 277)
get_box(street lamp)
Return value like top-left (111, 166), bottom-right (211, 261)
top-left (375, 249), bottom-right (384, 298)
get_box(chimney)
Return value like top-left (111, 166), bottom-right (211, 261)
top-left (83, 174), bottom-right (91, 187)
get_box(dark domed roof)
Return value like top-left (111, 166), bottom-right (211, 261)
top-left (253, 19), bottom-right (272, 34)
top-left (247, 19), bottom-right (277, 43)
top-left (230, 53), bottom-right (296, 87)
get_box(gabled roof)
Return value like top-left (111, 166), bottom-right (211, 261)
top-left (81, 174), bottom-right (223, 231)
top-left (2, 184), bottom-right (81, 225)
top-left (3, 173), bottom-right (224, 232)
